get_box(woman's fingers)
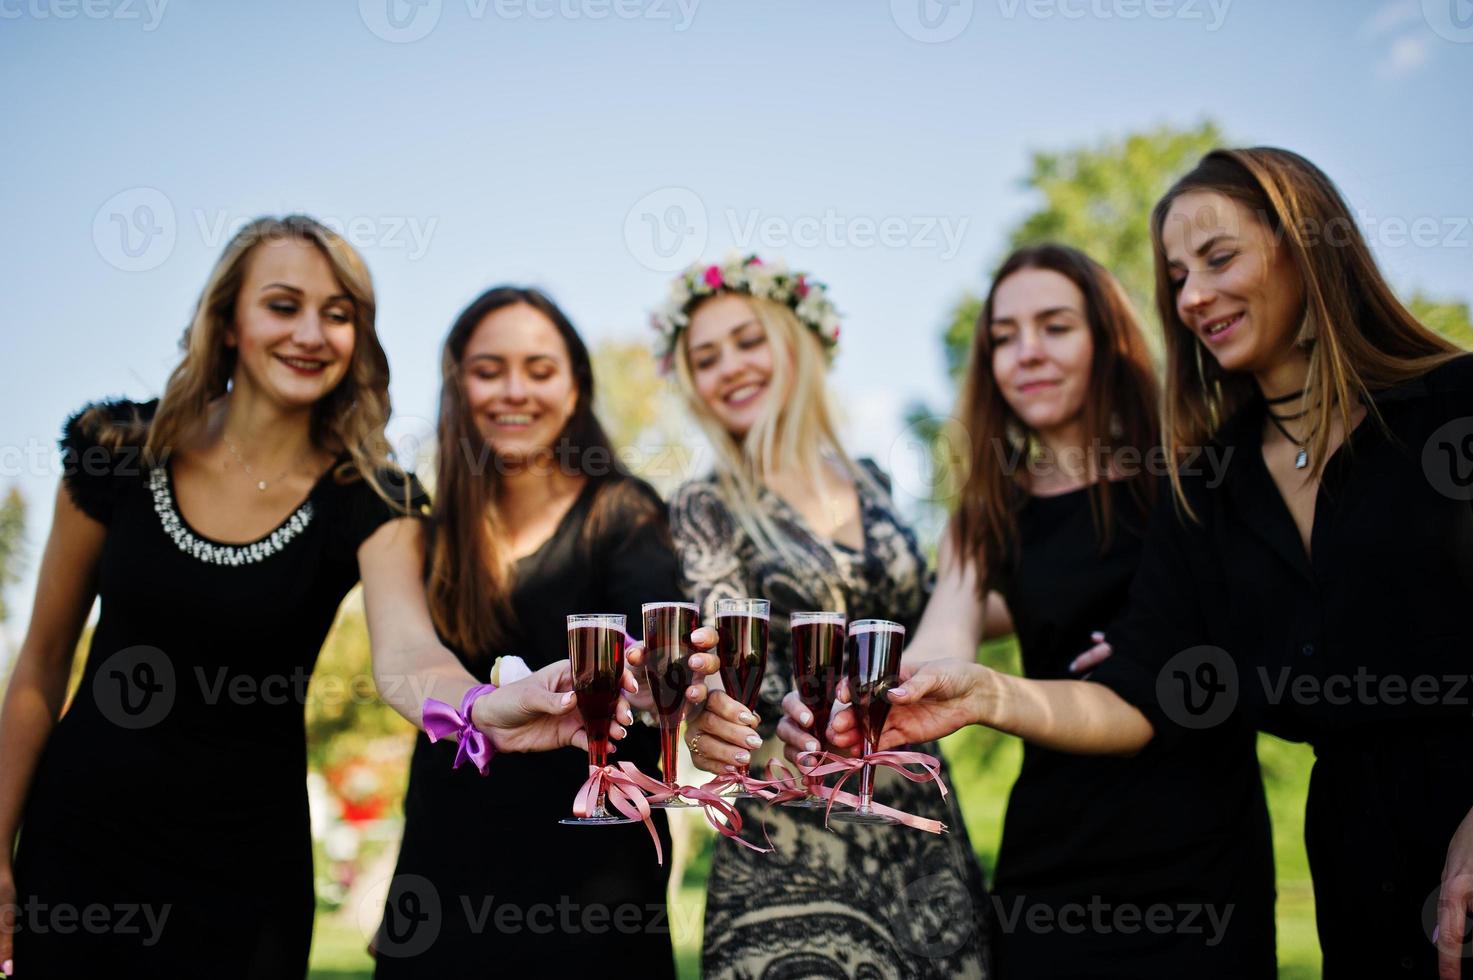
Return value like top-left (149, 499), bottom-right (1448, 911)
top-left (781, 689), bottom-right (813, 729)
top-left (777, 716), bottom-right (820, 757)
top-left (687, 652), bottom-right (721, 677)
top-left (690, 626), bottom-right (719, 650)
top-left (625, 640), bottom-right (645, 668)
top-left (705, 691), bottom-right (756, 726)
top-left (1069, 634), bottom-right (1113, 674)
top-left (1436, 874), bottom-right (1473, 979)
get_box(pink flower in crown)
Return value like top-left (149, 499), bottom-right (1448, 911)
top-left (704, 265), bottom-right (723, 289)
top-left (748, 256), bottom-right (762, 266)
top-left (794, 274), bottom-right (809, 298)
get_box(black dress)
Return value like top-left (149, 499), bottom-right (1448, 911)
top-left (1091, 353), bottom-right (1473, 978)
top-left (374, 475), bottom-right (677, 977)
top-left (13, 399), bottom-right (427, 979)
top-left (989, 481), bottom-right (1276, 979)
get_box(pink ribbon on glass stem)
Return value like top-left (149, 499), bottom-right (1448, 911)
top-left (422, 683), bottom-right (499, 776)
top-left (794, 748), bottom-right (952, 835)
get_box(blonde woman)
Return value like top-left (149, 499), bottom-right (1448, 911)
top-left (657, 254), bottom-right (991, 978)
top-left (0, 219), bottom-right (619, 978)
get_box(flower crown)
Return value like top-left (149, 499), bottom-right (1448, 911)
top-left (650, 252), bottom-right (841, 374)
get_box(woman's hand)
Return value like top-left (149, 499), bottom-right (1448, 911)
top-left (625, 626), bottom-right (722, 712)
top-left (827, 659), bottom-right (990, 751)
top-left (1437, 805), bottom-right (1473, 978)
top-left (684, 691), bottom-right (760, 774)
top-left (1068, 631), bottom-right (1113, 674)
top-left (470, 661), bottom-right (635, 754)
top-left (777, 690), bottom-right (856, 766)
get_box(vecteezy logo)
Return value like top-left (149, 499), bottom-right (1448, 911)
top-left (1423, 417), bottom-right (1473, 501)
top-left (1422, 0), bottom-right (1473, 42)
top-left (893, 872), bottom-right (975, 958)
top-left (887, 414), bottom-right (971, 505)
top-left (93, 645), bottom-right (176, 730)
top-left (92, 187), bottom-right (176, 272)
top-left (623, 187), bottom-right (707, 273)
top-left (1156, 645), bottom-right (1238, 730)
top-left (360, 0), bottom-right (442, 42)
top-left (365, 874), bottom-right (441, 958)
top-left (891, 0), bottom-right (973, 43)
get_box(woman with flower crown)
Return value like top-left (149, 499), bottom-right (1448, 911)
top-left (654, 254), bottom-right (991, 978)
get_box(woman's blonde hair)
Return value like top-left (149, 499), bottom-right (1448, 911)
top-left (1151, 148), bottom-right (1463, 514)
top-left (88, 215), bottom-right (405, 505)
top-left (674, 293), bottom-right (882, 567)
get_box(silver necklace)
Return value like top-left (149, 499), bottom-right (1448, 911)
top-left (223, 436), bottom-right (301, 492)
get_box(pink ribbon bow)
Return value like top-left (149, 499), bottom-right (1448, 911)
top-left (796, 749), bottom-right (952, 834)
top-left (572, 762), bottom-right (675, 863)
top-left (422, 683), bottom-right (499, 776)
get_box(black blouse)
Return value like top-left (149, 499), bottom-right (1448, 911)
top-left (1092, 353), bottom-right (1473, 978)
top-left (377, 474), bottom-right (678, 977)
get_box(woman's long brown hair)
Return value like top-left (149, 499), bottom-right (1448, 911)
top-left (1151, 147), bottom-right (1463, 515)
top-left (949, 244), bottom-right (1161, 594)
top-left (427, 286), bottom-right (655, 660)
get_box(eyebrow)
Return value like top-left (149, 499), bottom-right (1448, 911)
top-left (464, 353), bottom-right (559, 365)
top-left (688, 318), bottom-right (760, 354)
top-left (1166, 233), bottom-right (1237, 267)
top-left (990, 306), bottom-right (1081, 326)
top-left (260, 282), bottom-right (353, 304)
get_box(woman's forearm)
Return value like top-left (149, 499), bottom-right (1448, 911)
top-left (980, 670), bottom-right (1155, 756)
top-left (371, 640), bottom-right (485, 729)
top-left (0, 647), bottom-right (75, 860)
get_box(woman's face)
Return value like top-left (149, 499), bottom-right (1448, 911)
top-left (685, 293), bottom-right (776, 439)
top-left (461, 302), bottom-right (578, 463)
top-left (1160, 189), bottom-right (1306, 375)
top-left (988, 267), bottom-right (1095, 437)
top-left (227, 238), bottom-right (357, 410)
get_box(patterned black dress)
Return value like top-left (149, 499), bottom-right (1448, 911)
top-left (13, 399), bottom-right (426, 979)
top-left (670, 460), bottom-right (991, 980)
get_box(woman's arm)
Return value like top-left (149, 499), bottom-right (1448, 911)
top-left (904, 527), bottom-right (989, 664)
top-left (0, 485), bottom-right (109, 971)
top-left (826, 658), bottom-right (1155, 756)
top-left (357, 517), bottom-right (634, 752)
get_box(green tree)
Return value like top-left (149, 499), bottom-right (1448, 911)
top-left (1408, 292), bottom-right (1473, 349)
top-left (0, 488), bottom-right (27, 625)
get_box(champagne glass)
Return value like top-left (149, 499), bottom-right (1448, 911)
top-left (559, 613), bottom-right (637, 826)
top-left (829, 619), bottom-right (903, 826)
top-left (784, 611), bottom-right (846, 808)
top-left (714, 598), bottom-right (769, 796)
top-left (641, 601), bottom-right (699, 808)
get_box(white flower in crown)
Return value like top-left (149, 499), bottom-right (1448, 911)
top-left (649, 253), bottom-right (841, 375)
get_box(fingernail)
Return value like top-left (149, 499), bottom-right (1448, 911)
top-left (561, 692), bottom-right (573, 706)
top-left (723, 765), bottom-right (737, 773)
top-left (745, 734), bottom-right (762, 748)
top-left (891, 687), bottom-right (907, 697)
top-left (800, 711), bottom-right (812, 725)
top-left (1432, 924), bottom-right (1440, 943)
top-left (1068, 659), bottom-right (1080, 673)
top-left (735, 750), bottom-right (750, 763)
top-left (740, 712), bottom-right (757, 725)
top-left (687, 687), bottom-right (703, 699)
top-left (1092, 631), bottom-right (1104, 640)
top-left (2, 959), bottom-right (11, 976)
top-left (805, 740), bottom-right (819, 752)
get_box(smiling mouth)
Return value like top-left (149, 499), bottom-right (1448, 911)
top-left (1202, 312), bottom-right (1244, 338)
top-left (723, 382), bottom-right (766, 406)
top-left (275, 354), bottom-right (329, 374)
top-left (1017, 380), bottom-right (1061, 393)
top-left (490, 413), bottom-right (536, 428)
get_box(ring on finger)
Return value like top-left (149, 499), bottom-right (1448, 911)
top-left (688, 732), bottom-right (705, 758)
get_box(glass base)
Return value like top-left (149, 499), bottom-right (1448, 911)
top-left (781, 795), bottom-right (829, 809)
top-left (559, 815), bottom-right (638, 825)
top-left (829, 807), bottom-right (899, 826)
top-left (649, 797), bottom-right (700, 809)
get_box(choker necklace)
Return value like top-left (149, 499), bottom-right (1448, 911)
top-left (1264, 389), bottom-right (1306, 405)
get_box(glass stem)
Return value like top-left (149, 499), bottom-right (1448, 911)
top-left (858, 739), bottom-right (876, 811)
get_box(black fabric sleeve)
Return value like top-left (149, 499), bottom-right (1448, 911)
top-left (338, 466), bottom-right (431, 555)
top-left (58, 399), bottom-right (156, 526)
top-left (1086, 480), bottom-right (1221, 736)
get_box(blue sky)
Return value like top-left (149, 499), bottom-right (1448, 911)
top-left (2, 0), bottom-right (1471, 650)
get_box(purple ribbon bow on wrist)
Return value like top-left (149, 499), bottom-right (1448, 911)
top-left (423, 682), bottom-right (499, 775)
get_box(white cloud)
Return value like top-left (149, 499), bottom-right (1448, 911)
top-left (1378, 33), bottom-right (1432, 77)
